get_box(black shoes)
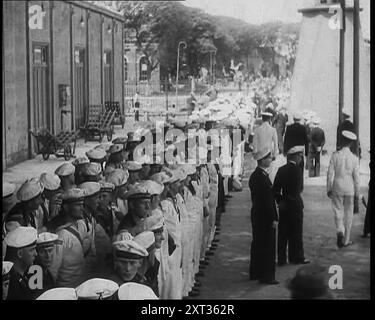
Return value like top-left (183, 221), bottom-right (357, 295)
top-left (343, 241), bottom-right (354, 247)
top-left (337, 232), bottom-right (344, 248)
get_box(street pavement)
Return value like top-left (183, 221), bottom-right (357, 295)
top-left (197, 154), bottom-right (370, 300)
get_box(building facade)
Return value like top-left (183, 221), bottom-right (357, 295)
top-left (3, 0), bottom-right (125, 168)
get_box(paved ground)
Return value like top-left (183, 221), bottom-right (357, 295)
top-left (197, 154), bottom-right (370, 300)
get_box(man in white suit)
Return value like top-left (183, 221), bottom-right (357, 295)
top-left (327, 130), bottom-right (360, 248)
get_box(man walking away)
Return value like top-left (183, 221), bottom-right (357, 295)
top-left (327, 131), bottom-right (360, 248)
top-left (308, 118), bottom-right (325, 177)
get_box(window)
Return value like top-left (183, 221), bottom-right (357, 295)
top-left (124, 55), bottom-right (128, 81)
top-left (139, 56), bottom-right (148, 82)
top-left (33, 46), bottom-right (48, 64)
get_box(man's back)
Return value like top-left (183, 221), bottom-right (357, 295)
top-left (284, 123), bottom-right (308, 154)
top-left (253, 122), bottom-right (278, 156)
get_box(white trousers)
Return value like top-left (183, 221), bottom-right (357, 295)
top-left (331, 194), bottom-right (354, 245)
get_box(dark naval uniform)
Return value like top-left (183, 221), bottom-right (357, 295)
top-left (6, 268), bottom-right (39, 300)
top-left (248, 167), bottom-right (278, 282)
top-left (283, 123), bottom-right (309, 187)
top-left (273, 161), bottom-right (306, 264)
top-left (308, 127), bottom-right (325, 177)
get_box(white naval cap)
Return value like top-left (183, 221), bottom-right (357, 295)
top-left (287, 145), bottom-right (305, 155)
top-left (133, 231), bottom-right (155, 251)
top-left (55, 163), bottom-right (75, 177)
top-left (261, 111), bottom-right (273, 117)
top-left (36, 232), bottom-right (60, 248)
top-left (149, 172), bottom-right (172, 185)
top-left (5, 226), bottom-right (38, 248)
top-left (117, 282), bottom-right (158, 300)
top-left (36, 288), bottom-right (78, 300)
top-left (143, 210), bottom-right (164, 232)
top-left (135, 180), bottom-right (164, 195)
top-left (99, 181), bottom-right (115, 193)
top-left (79, 181), bottom-right (101, 197)
top-left (253, 147), bottom-right (272, 161)
top-left (3, 182), bottom-right (16, 198)
top-left (342, 108), bottom-right (351, 116)
top-left (40, 173), bottom-right (61, 191)
top-left (86, 149), bottom-right (107, 160)
top-left (71, 157), bottom-right (90, 167)
top-left (342, 130), bottom-right (357, 141)
top-left (112, 239), bottom-right (149, 259)
top-left (80, 162), bottom-right (102, 177)
top-left (16, 178), bottom-right (44, 202)
top-left (124, 161), bottom-right (142, 172)
top-left (75, 278), bottom-right (119, 300)
top-left (105, 169), bottom-right (129, 187)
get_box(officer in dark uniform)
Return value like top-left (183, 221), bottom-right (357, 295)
top-left (4, 226), bottom-right (38, 300)
top-left (273, 146), bottom-right (310, 266)
top-left (249, 147), bottom-right (279, 285)
top-left (283, 112), bottom-right (309, 188)
top-left (308, 118), bottom-right (325, 177)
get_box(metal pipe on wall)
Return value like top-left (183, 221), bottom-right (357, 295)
top-left (338, 0), bottom-right (346, 125)
top-left (353, 0), bottom-right (360, 156)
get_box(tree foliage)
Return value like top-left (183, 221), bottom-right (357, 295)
top-left (89, 1), bottom-right (300, 80)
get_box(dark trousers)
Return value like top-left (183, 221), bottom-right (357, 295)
top-left (299, 158), bottom-right (304, 191)
top-left (135, 102), bottom-right (140, 121)
top-left (249, 225), bottom-right (276, 281)
top-left (277, 204), bottom-right (305, 263)
top-left (308, 151), bottom-right (321, 177)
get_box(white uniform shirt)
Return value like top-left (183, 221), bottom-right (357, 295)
top-left (253, 121), bottom-right (278, 157)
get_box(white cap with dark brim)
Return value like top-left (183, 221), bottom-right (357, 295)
top-left (342, 130), bottom-right (357, 141)
top-left (253, 148), bottom-right (272, 161)
top-left (287, 145), bottom-right (305, 155)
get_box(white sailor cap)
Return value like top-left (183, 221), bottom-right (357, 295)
top-left (293, 112), bottom-right (302, 120)
top-left (117, 282), bottom-right (158, 300)
top-left (40, 173), bottom-right (61, 191)
top-left (312, 118), bottom-right (320, 125)
top-left (133, 231), bottom-right (155, 251)
top-left (75, 278), bottom-right (119, 300)
top-left (60, 188), bottom-right (86, 204)
top-left (80, 163), bottom-right (102, 177)
top-left (261, 111), bottom-right (273, 117)
top-left (5, 226), bottom-right (38, 249)
top-left (143, 210), bottom-right (164, 232)
top-left (253, 148), bottom-right (272, 161)
top-left (124, 184), bottom-right (152, 200)
top-left (113, 231), bottom-right (134, 242)
top-left (287, 146), bottom-right (305, 155)
top-left (342, 108), bottom-right (351, 116)
top-left (342, 130), bottom-right (357, 141)
top-left (112, 240), bottom-right (149, 259)
top-left (149, 172), bottom-right (172, 185)
top-left (124, 161), bottom-right (142, 172)
top-left (99, 181), bottom-right (115, 193)
top-left (136, 180), bottom-right (164, 195)
top-left (2, 261), bottom-right (14, 276)
top-left (105, 169), bottom-right (129, 187)
top-left (55, 163), bottom-right (76, 177)
top-left (17, 178), bottom-right (44, 202)
top-left (36, 288), bottom-right (78, 300)
top-left (36, 232), bottom-right (61, 248)
top-left (113, 137), bottom-right (128, 145)
top-left (94, 143), bottom-right (112, 152)
top-left (79, 182), bottom-right (101, 197)
top-left (108, 144), bottom-right (124, 154)
top-left (71, 157), bottom-right (90, 167)
top-left (3, 182), bottom-right (16, 198)
top-left (86, 149), bottom-right (107, 161)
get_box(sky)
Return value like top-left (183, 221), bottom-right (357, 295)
top-left (183, 0), bottom-right (370, 39)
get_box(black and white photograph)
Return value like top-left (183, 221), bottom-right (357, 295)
top-left (1, 0), bottom-right (371, 304)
